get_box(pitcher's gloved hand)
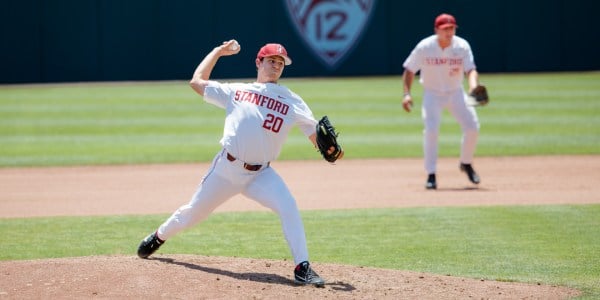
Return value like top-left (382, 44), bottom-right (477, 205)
top-left (315, 116), bottom-right (343, 163)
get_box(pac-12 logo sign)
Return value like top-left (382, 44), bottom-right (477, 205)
top-left (285, 0), bottom-right (376, 69)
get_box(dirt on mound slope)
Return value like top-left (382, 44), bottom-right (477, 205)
top-left (0, 255), bottom-right (580, 299)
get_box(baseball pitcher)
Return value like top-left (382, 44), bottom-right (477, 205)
top-left (136, 40), bottom-right (343, 287)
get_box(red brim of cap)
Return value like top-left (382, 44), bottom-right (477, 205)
top-left (261, 55), bottom-right (292, 66)
top-left (280, 55), bottom-right (293, 66)
top-left (437, 23), bottom-right (458, 29)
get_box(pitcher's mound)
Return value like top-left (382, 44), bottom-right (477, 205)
top-left (0, 255), bottom-right (579, 299)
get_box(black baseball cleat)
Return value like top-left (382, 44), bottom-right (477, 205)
top-left (425, 174), bottom-right (437, 190)
top-left (294, 261), bottom-right (325, 287)
top-left (137, 231), bottom-right (164, 259)
top-left (460, 163), bottom-right (480, 184)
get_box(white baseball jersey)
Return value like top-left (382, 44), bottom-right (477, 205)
top-left (403, 35), bottom-right (476, 94)
top-left (157, 80), bottom-right (318, 265)
top-left (204, 81), bottom-right (317, 164)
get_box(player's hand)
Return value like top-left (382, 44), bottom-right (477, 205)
top-left (218, 39), bottom-right (241, 56)
top-left (327, 146), bottom-right (344, 160)
top-left (402, 95), bottom-right (413, 112)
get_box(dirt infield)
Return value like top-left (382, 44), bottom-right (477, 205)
top-left (1, 156), bottom-right (598, 299)
top-left (0, 255), bottom-right (580, 299)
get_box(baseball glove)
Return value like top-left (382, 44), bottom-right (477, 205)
top-left (467, 85), bottom-right (489, 106)
top-left (315, 116), bottom-right (343, 163)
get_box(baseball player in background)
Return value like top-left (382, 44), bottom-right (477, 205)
top-left (401, 13), bottom-right (482, 190)
top-left (137, 40), bottom-right (339, 287)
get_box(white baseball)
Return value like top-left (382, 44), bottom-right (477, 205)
top-left (230, 41), bottom-right (239, 51)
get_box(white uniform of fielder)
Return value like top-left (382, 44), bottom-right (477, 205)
top-left (402, 13), bottom-right (482, 189)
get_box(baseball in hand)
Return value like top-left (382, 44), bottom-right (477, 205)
top-left (229, 41), bottom-right (240, 51)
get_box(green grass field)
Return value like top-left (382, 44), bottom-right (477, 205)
top-left (1, 72), bottom-right (598, 166)
top-left (1, 72), bottom-right (599, 298)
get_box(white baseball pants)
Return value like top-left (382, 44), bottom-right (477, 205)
top-left (156, 149), bottom-right (309, 265)
top-left (421, 88), bottom-right (480, 174)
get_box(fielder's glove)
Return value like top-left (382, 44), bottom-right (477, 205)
top-left (315, 116), bottom-right (343, 163)
top-left (467, 85), bottom-right (490, 106)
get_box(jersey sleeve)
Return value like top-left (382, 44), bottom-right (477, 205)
top-left (203, 81), bottom-right (232, 109)
top-left (462, 41), bottom-right (476, 72)
top-left (402, 45), bottom-right (422, 73)
top-left (294, 99), bottom-right (318, 137)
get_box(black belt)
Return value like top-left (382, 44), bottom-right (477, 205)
top-left (226, 152), bottom-right (267, 171)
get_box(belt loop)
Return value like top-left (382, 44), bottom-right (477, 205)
top-left (226, 152), bottom-right (236, 162)
top-left (225, 151), bottom-right (266, 172)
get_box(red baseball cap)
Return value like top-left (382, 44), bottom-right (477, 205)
top-left (257, 43), bottom-right (292, 65)
top-left (435, 13), bottom-right (458, 29)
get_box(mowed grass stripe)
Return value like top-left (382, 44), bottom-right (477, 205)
top-left (1, 72), bottom-right (599, 166)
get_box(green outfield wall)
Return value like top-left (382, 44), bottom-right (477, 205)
top-left (1, 0), bottom-right (597, 83)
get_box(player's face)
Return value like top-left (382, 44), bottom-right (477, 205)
top-left (256, 56), bottom-right (285, 83)
top-left (435, 26), bottom-right (456, 45)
